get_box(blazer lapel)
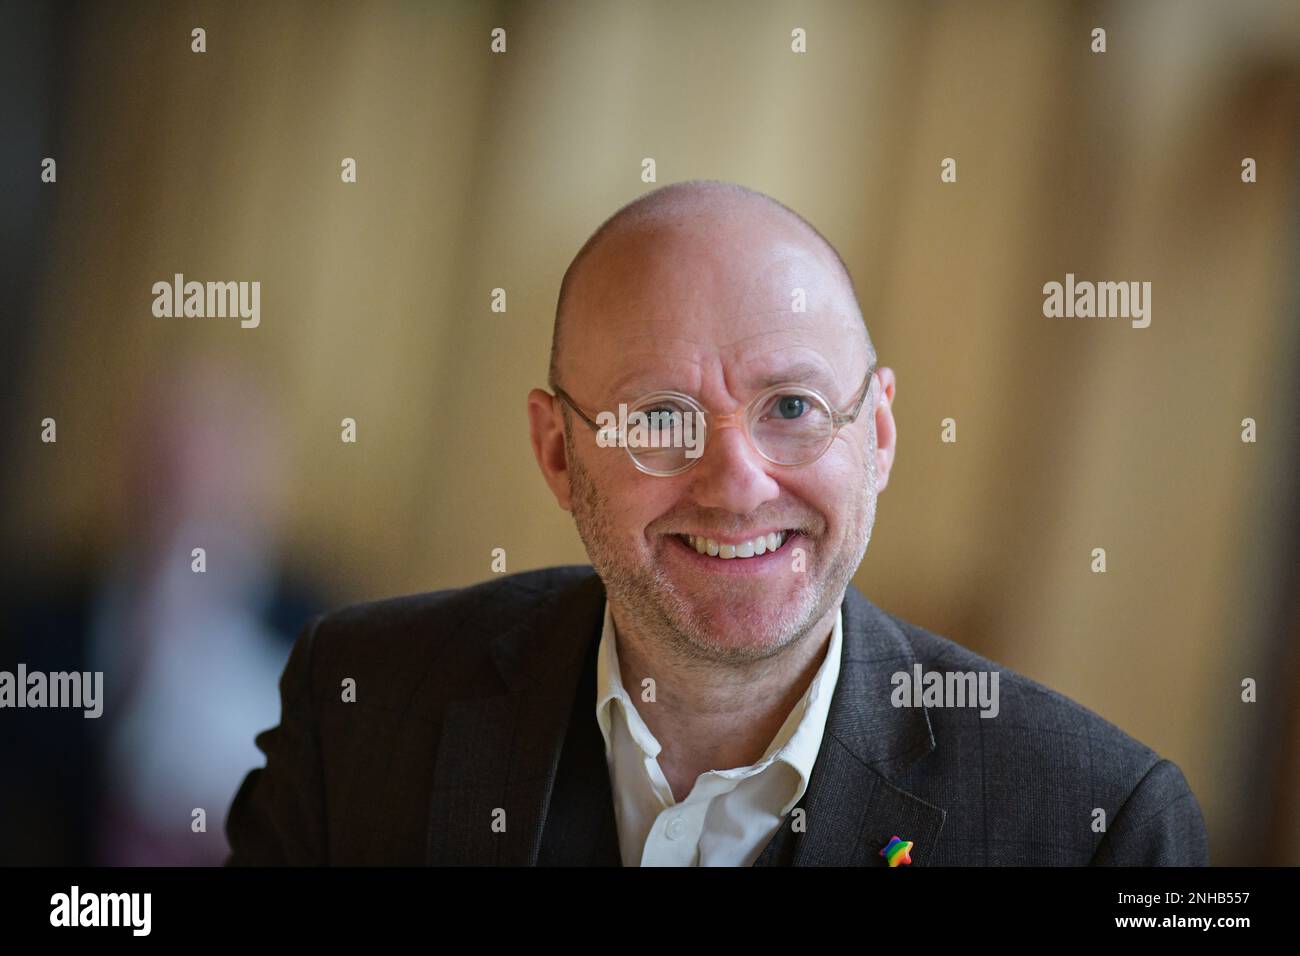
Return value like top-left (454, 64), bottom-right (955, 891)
top-left (426, 572), bottom-right (607, 865)
top-left (757, 584), bottom-right (947, 866)
top-left (536, 612), bottom-right (623, 865)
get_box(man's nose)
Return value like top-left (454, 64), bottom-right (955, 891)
top-left (685, 420), bottom-right (781, 515)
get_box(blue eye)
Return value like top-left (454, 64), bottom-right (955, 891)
top-left (775, 395), bottom-right (806, 419)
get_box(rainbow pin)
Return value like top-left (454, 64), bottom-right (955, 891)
top-left (879, 835), bottom-right (914, 867)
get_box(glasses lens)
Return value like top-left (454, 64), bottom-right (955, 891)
top-left (750, 389), bottom-right (834, 464)
top-left (625, 395), bottom-right (704, 475)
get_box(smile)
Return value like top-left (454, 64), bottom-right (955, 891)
top-left (677, 531), bottom-right (793, 560)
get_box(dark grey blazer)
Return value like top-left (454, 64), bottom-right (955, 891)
top-left (224, 565), bottom-right (1210, 866)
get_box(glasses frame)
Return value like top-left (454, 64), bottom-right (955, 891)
top-left (552, 363), bottom-right (877, 477)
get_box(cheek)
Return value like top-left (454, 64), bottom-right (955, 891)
top-left (791, 448), bottom-right (872, 533)
top-left (830, 428), bottom-right (877, 493)
top-left (592, 460), bottom-right (679, 540)
top-left (834, 423), bottom-right (875, 467)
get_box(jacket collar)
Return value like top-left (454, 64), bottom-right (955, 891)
top-left (781, 580), bottom-right (946, 865)
top-left (426, 569), bottom-right (945, 865)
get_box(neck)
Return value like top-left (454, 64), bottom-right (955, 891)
top-left (608, 598), bottom-right (839, 802)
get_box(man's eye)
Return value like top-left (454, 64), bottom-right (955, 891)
top-left (773, 395), bottom-right (807, 420)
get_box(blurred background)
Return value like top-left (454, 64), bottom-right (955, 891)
top-left (0, 0), bottom-right (1296, 865)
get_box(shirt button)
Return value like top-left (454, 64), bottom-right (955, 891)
top-left (665, 816), bottom-right (687, 840)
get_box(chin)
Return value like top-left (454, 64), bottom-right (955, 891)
top-left (663, 592), bottom-right (815, 657)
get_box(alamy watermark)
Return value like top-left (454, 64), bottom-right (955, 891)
top-left (595, 405), bottom-right (706, 458)
top-left (891, 663), bottom-right (1000, 718)
top-left (0, 664), bottom-right (103, 718)
top-left (1043, 273), bottom-right (1151, 328)
top-left (151, 273), bottom-right (260, 328)
top-left (50, 886), bottom-right (150, 936)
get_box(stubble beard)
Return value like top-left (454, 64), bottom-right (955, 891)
top-left (563, 418), bottom-right (879, 666)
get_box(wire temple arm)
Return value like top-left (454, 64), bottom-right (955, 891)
top-left (553, 385), bottom-right (602, 432)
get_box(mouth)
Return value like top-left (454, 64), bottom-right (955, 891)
top-left (673, 530), bottom-right (798, 561)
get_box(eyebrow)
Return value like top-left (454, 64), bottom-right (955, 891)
top-left (610, 361), bottom-right (840, 401)
top-left (750, 361), bottom-right (837, 393)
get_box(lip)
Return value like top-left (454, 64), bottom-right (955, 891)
top-left (662, 531), bottom-right (804, 575)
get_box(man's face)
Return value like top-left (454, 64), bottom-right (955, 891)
top-left (532, 209), bottom-right (894, 664)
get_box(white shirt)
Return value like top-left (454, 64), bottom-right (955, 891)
top-left (595, 600), bottom-right (843, 866)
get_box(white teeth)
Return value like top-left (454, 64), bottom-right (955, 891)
top-left (683, 531), bottom-right (789, 560)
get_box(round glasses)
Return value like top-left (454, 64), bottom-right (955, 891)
top-left (553, 365), bottom-right (876, 476)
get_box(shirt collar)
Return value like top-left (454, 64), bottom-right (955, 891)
top-left (595, 601), bottom-right (663, 760)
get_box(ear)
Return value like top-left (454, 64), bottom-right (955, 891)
top-left (528, 388), bottom-right (573, 511)
top-left (870, 368), bottom-right (897, 493)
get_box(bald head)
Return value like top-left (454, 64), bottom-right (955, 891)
top-left (548, 180), bottom-right (872, 390)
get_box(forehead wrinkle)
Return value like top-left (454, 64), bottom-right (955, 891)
top-left (723, 352), bottom-right (838, 398)
top-left (592, 344), bottom-right (853, 408)
top-left (717, 333), bottom-right (870, 404)
top-left (717, 323), bottom-right (862, 369)
top-left (572, 288), bottom-right (866, 401)
top-left (592, 315), bottom-right (861, 365)
top-left (591, 309), bottom-right (855, 346)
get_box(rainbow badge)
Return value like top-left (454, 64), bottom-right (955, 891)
top-left (879, 835), bottom-right (914, 867)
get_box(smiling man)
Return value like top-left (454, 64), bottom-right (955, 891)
top-left (528, 181), bottom-right (888, 865)
top-left (225, 180), bottom-right (1210, 867)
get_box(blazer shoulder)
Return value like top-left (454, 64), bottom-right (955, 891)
top-left (867, 601), bottom-right (1199, 807)
top-left (880, 606), bottom-right (1156, 755)
top-left (866, 601), bottom-right (1209, 862)
top-left (306, 564), bottom-right (600, 678)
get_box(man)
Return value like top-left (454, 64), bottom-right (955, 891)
top-left (225, 180), bottom-right (1210, 866)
